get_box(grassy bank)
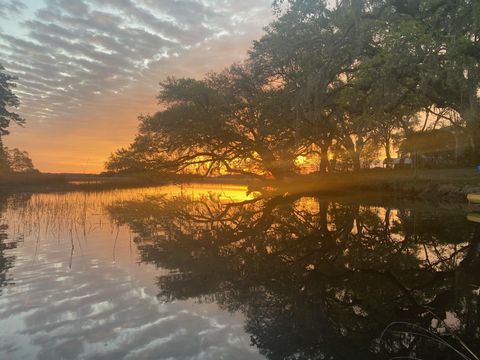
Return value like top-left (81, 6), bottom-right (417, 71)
top-left (0, 172), bottom-right (170, 193)
top-left (0, 171), bottom-right (257, 192)
top-left (249, 168), bottom-right (480, 201)
top-left (2, 168), bottom-right (479, 202)
top-left (0, 172), bottom-right (67, 188)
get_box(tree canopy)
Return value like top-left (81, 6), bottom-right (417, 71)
top-left (107, 0), bottom-right (480, 177)
top-left (0, 64), bottom-right (33, 174)
top-left (0, 64), bottom-right (24, 137)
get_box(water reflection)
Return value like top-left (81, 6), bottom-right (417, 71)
top-left (0, 186), bottom-right (478, 359)
top-left (0, 193), bottom-right (30, 295)
top-left (108, 193), bottom-right (480, 359)
top-left (0, 186), bottom-right (265, 360)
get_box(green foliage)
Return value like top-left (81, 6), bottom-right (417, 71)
top-left (0, 64), bottom-right (30, 174)
top-left (0, 64), bottom-right (24, 136)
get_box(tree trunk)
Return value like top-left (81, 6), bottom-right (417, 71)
top-left (352, 151), bottom-right (361, 171)
top-left (461, 107), bottom-right (480, 164)
top-left (385, 136), bottom-right (391, 161)
top-left (469, 121), bottom-right (480, 164)
top-left (0, 136), bottom-right (8, 173)
top-left (319, 144), bottom-right (330, 173)
top-left (267, 158), bottom-right (295, 180)
top-left (258, 147), bottom-right (294, 180)
top-left (343, 136), bottom-right (362, 171)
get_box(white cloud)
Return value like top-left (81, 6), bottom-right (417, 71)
top-left (0, 0), bottom-right (26, 18)
top-left (0, 0), bottom-right (273, 122)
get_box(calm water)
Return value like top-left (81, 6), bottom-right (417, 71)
top-left (0, 184), bottom-right (479, 360)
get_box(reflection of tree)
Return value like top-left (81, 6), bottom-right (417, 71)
top-left (0, 193), bottom-right (23, 295)
top-left (0, 223), bottom-right (14, 294)
top-left (109, 195), bottom-right (480, 359)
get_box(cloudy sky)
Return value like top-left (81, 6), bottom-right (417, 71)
top-left (0, 0), bottom-right (273, 173)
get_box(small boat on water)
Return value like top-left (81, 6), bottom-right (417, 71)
top-left (467, 213), bottom-right (480, 223)
top-left (467, 193), bottom-right (480, 204)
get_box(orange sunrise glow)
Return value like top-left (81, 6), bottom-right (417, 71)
top-left (1, 1), bottom-right (480, 359)
top-left (2, 0), bottom-right (273, 173)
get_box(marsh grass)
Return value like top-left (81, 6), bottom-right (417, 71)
top-left (380, 314), bottom-right (479, 360)
top-left (1, 189), bottom-right (167, 267)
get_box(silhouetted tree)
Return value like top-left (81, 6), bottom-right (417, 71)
top-left (360, 0), bottom-right (480, 161)
top-left (6, 148), bottom-right (37, 173)
top-left (0, 64), bottom-right (25, 173)
top-left (251, 0), bottom-right (382, 172)
top-left (107, 0), bottom-right (480, 175)
top-left (108, 65), bottom-right (305, 179)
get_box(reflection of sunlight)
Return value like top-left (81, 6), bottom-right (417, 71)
top-left (161, 183), bottom-right (255, 202)
top-left (1, 187), bottom-right (478, 360)
top-left (4, 183), bottom-right (255, 226)
top-left (0, 185), bottom-right (265, 360)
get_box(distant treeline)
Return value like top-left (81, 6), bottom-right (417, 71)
top-left (0, 64), bottom-right (37, 175)
top-left (107, 0), bottom-right (480, 179)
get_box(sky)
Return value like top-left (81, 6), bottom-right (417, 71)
top-left (0, 0), bottom-right (273, 173)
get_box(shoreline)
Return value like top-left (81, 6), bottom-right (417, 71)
top-left (1, 168), bottom-right (479, 202)
top-left (254, 168), bottom-right (480, 202)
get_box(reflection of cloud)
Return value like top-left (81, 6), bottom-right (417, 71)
top-left (0, 191), bottom-right (264, 360)
top-left (0, 263), bottom-right (262, 359)
top-left (0, 254), bottom-right (262, 359)
top-left (0, 257), bottom-right (263, 359)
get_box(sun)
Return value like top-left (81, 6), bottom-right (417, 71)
top-left (295, 155), bottom-right (307, 165)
